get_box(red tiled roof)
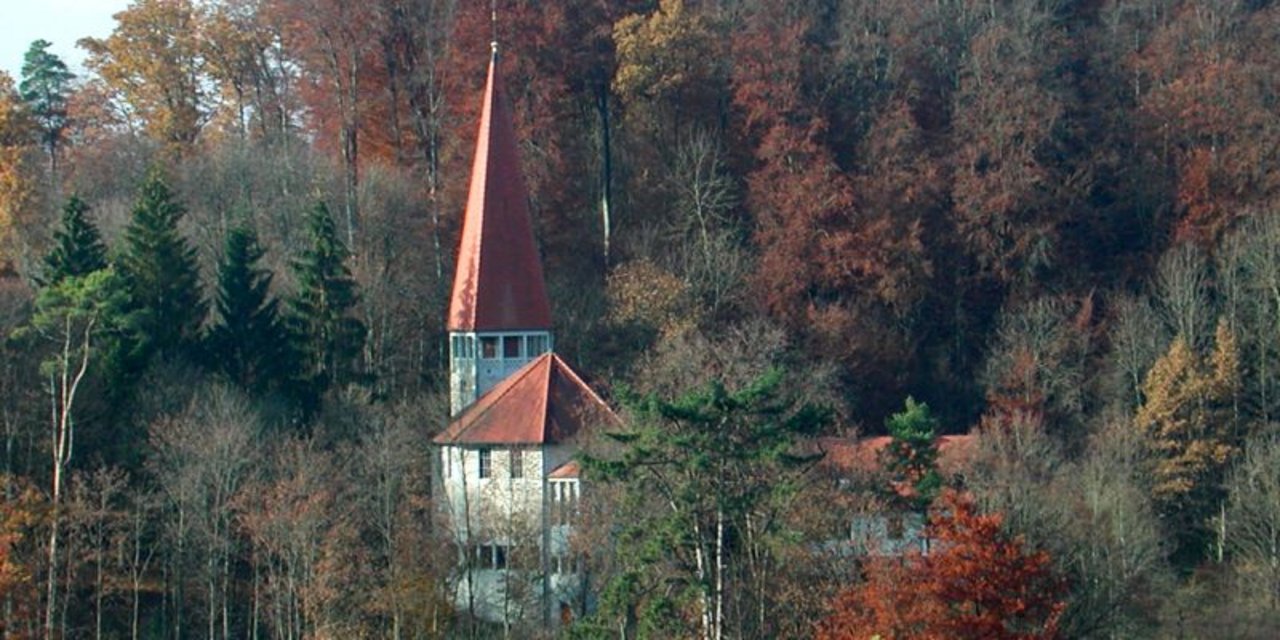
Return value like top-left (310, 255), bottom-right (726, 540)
top-left (548, 460), bottom-right (581, 479)
top-left (818, 434), bottom-right (977, 476)
top-left (447, 48), bottom-right (552, 332)
top-left (434, 353), bottom-right (618, 445)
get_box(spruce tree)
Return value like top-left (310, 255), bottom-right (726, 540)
top-left (206, 225), bottom-right (289, 394)
top-left (41, 195), bottom-right (107, 285)
top-left (286, 201), bottom-right (365, 400)
top-left (119, 170), bottom-right (205, 363)
top-left (880, 396), bottom-right (942, 512)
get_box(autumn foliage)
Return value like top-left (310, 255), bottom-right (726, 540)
top-left (820, 490), bottom-right (1064, 640)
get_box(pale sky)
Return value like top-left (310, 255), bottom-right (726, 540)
top-left (0, 0), bottom-right (130, 81)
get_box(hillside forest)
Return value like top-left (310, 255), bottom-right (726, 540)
top-left (2, 0), bottom-right (1280, 638)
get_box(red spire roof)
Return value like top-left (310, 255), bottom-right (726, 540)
top-left (447, 47), bottom-right (552, 332)
top-left (434, 353), bottom-right (619, 445)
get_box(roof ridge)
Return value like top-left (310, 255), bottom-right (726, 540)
top-left (539, 352), bottom-right (554, 441)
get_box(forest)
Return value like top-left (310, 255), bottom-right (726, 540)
top-left (2, 0), bottom-right (1280, 638)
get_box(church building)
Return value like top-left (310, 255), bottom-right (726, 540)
top-left (432, 42), bottom-right (617, 628)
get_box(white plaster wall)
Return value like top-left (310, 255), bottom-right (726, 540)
top-left (440, 445), bottom-right (547, 541)
top-left (438, 445), bottom-right (586, 628)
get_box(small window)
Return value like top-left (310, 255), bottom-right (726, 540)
top-left (478, 448), bottom-right (491, 479)
top-left (887, 514), bottom-right (905, 540)
top-left (443, 448), bottom-right (450, 477)
top-left (504, 335), bottom-right (521, 358)
top-left (510, 449), bottom-right (524, 479)
top-left (493, 545), bottom-right (507, 569)
top-left (480, 337), bottom-right (498, 359)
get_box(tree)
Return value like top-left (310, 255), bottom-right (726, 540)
top-left (582, 368), bottom-right (830, 639)
top-left (149, 384), bottom-right (261, 640)
top-left (205, 225), bottom-right (290, 394)
top-left (119, 170), bottom-right (206, 364)
top-left (819, 490), bottom-right (1064, 640)
top-left (981, 296), bottom-right (1092, 440)
top-left (613, 0), bottom-right (726, 183)
top-left (272, 0), bottom-right (379, 243)
top-left (40, 196), bottom-right (107, 286)
top-left (237, 438), bottom-right (359, 639)
top-left (14, 269), bottom-right (129, 640)
top-left (880, 396), bottom-right (941, 512)
top-left (967, 414), bottom-right (1168, 638)
top-left (285, 201), bottom-right (365, 402)
top-left (0, 71), bottom-right (35, 270)
top-left (18, 40), bottom-right (74, 175)
top-left (79, 0), bottom-right (212, 149)
top-left (0, 474), bottom-right (45, 636)
top-left (1134, 320), bottom-right (1239, 566)
top-left (1227, 434), bottom-right (1280, 612)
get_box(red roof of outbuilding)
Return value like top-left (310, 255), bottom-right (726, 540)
top-left (433, 353), bottom-right (618, 445)
top-left (817, 434), bottom-right (977, 476)
top-left (447, 48), bottom-right (552, 332)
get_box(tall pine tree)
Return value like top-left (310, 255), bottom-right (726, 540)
top-left (286, 201), bottom-right (365, 401)
top-left (205, 224), bottom-right (289, 394)
top-left (18, 39), bottom-right (73, 175)
top-left (40, 195), bottom-right (107, 286)
top-left (119, 170), bottom-right (205, 364)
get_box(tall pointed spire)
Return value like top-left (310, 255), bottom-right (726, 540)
top-left (447, 47), bottom-right (552, 332)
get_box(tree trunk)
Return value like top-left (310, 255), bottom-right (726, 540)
top-left (596, 85), bottom-right (613, 268)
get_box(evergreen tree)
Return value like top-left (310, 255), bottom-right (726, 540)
top-left (205, 225), bottom-right (290, 394)
top-left (286, 201), bottom-right (365, 400)
top-left (40, 195), bottom-right (107, 285)
top-left (18, 39), bottom-right (73, 173)
top-left (880, 396), bottom-right (942, 512)
top-left (119, 170), bottom-right (205, 363)
top-left (581, 368), bottom-right (831, 638)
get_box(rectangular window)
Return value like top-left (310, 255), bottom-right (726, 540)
top-left (478, 448), bottom-right (491, 479)
top-left (494, 545), bottom-right (507, 569)
top-left (510, 449), bottom-right (523, 479)
top-left (480, 337), bottom-right (498, 359)
top-left (442, 448), bottom-right (450, 477)
top-left (503, 335), bottom-right (521, 358)
top-left (887, 514), bottom-right (905, 540)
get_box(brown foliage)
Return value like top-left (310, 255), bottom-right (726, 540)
top-left (819, 490), bottom-right (1064, 640)
top-left (0, 476), bottom-right (47, 637)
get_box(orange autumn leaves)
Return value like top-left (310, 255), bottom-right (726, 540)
top-left (819, 490), bottom-right (1064, 640)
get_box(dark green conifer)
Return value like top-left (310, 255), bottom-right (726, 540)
top-left (119, 170), bottom-right (206, 362)
top-left (286, 201), bottom-right (366, 400)
top-left (880, 396), bottom-right (942, 512)
top-left (41, 195), bottom-right (107, 285)
top-left (206, 225), bottom-right (289, 394)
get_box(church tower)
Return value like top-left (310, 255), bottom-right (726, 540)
top-left (447, 44), bottom-right (553, 416)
